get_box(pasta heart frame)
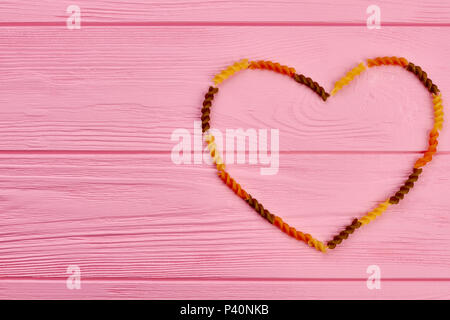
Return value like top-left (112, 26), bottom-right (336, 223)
top-left (200, 57), bottom-right (443, 253)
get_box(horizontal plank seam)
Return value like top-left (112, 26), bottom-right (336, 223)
top-left (2, 22), bottom-right (450, 27)
top-left (0, 150), bottom-right (447, 155)
top-left (0, 277), bottom-right (450, 282)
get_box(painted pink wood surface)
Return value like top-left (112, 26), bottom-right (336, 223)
top-left (1, 280), bottom-right (449, 300)
top-left (0, 1), bottom-right (450, 299)
top-left (1, 0), bottom-right (450, 24)
top-left (1, 27), bottom-right (449, 151)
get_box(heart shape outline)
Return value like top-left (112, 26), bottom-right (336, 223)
top-left (200, 57), bottom-right (444, 253)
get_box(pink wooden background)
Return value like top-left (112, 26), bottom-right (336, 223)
top-left (1, 0), bottom-right (450, 299)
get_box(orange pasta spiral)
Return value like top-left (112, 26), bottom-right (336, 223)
top-left (414, 128), bottom-right (439, 168)
top-left (218, 170), bottom-right (248, 200)
top-left (249, 60), bottom-right (296, 77)
top-left (367, 56), bottom-right (408, 68)
top-left (273, 216), bottom-right (327, 252)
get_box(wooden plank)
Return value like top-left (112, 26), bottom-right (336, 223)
top-left (1, 0), bottom-right (450, 24)
top-left (0, 26), bottom-right (448, 151)
top-left (0, 153), bottom-right (449, 281)
top-left (0, 279), bottom-right (449, 299)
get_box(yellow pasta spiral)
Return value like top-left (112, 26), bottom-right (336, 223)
top-left (213, 59), bottom-right (249, 85)
top-left (307, 238), bottom-right (328, 253)
top-left (358, 200), bottom-right (391, 226)
top-left (204, 133), bottom-right (225, 171)
top-left (331, 62), bottom-right (366, 96)
top-left (433, 93), bottom-right (444, 131)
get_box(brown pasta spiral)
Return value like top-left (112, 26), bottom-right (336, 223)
top-left (389, 168), bottom-right (423, 204)
top-left (327, 218), bottom-right (362, 249)
top-left (406, 63), bottom-right (439, 95)
top-left (245, 194), bottom-right (275, 224)
top-left (293, 73), bottom-right (330, 101)
top-left (201, 86), bottom-right (219, 133)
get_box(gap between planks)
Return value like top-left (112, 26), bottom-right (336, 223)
top-left (1, 277), bottom-right (450, 282)
top-left (2, 22), bottom-right (450, 27)
top-left (0, 150), bottom-right (446, 155)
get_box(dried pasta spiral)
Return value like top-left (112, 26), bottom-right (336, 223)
top-left (331, 62), bottom-right (366, 95)
top-left (245, 194), bottom-right (275, 224)
top-left (358, 200), bottom-right (391, 226)
top-left (213, 59), bottom-right (249, 85)
top-left (204, 133), bottom-right (225, 171)
top-left (273, 217), bottom-right (327, 253)
top-left (414, 129), bottom-right (439, 169)
top-left (293, 73), bottom-right (330, 101)
top-left (433, 94), bottom-right (444, 131)
top-left (406, 62), bottom-right (439, 95)
top-left (389, 168), bottom-right (423, 204)
top-left (367, 56), bottom-right (408, 68)
top-left (327, 219), bottom-right (362, 249)
top-left (249, 60), bottom-right (296, 77)
top-left (218, 169), bottom-right (248, 200)
top-left (201, 86), bottom-right (218, 133)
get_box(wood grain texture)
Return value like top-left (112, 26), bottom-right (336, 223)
top-left (1, 280), bottom-right (449, 300)
top-left (1, 0), bottom-right (450, 299)
top-left (0, 154), bottom-right (449, 282)
top-left (1, 0), bottom-right (450, 24)
top-left (0, 27), bottom-right (449, 151)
